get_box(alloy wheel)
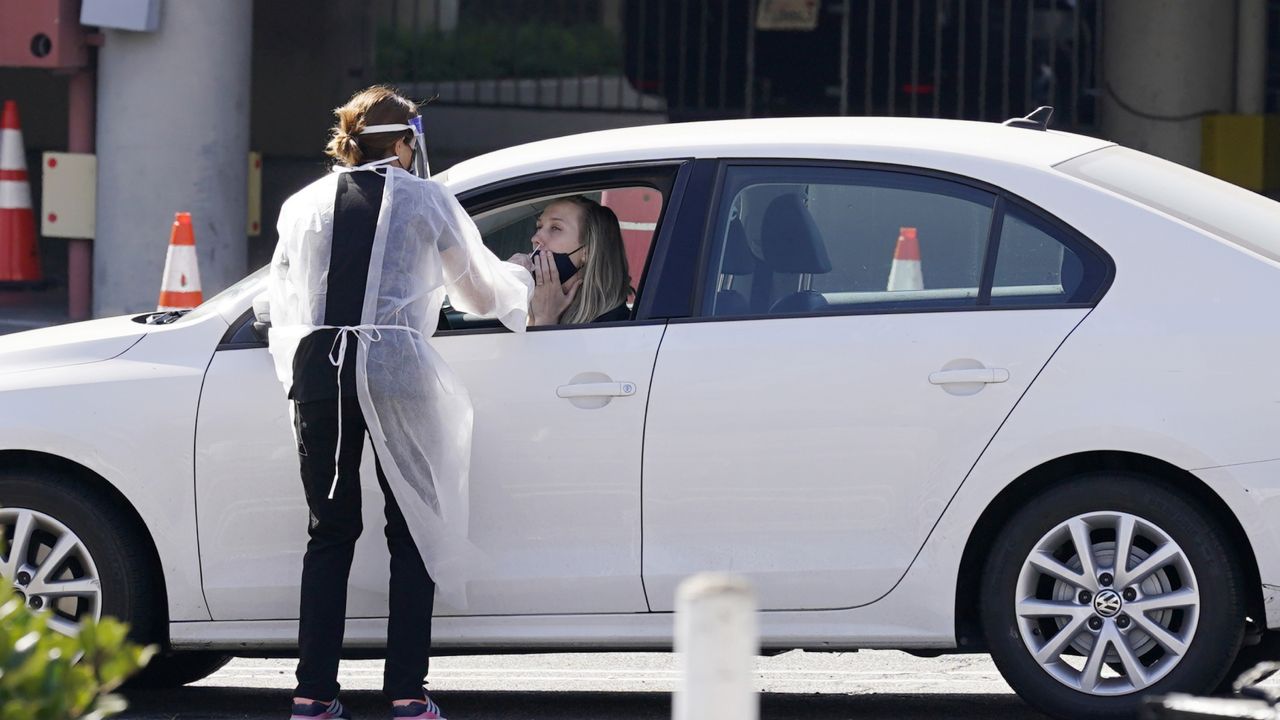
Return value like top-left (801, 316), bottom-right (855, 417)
top-left (1015, 511), bottom-right (1199, 695)
top-left (0, 506), bottom-right (103, 635)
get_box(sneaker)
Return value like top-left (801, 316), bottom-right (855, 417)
top-left (290, 698), bottom-right (352, 719)
top-left (391, 695), bottom-right (446, 719)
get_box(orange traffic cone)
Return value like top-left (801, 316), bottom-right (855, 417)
top-left (0, 100), bottom-right (42, 285)
top-left (157, 212), bottom-right (203, 310)
top-left (886, 226), bottom-right (923, 291)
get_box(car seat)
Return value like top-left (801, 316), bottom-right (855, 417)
top-left (759, 193), bottom-right (832, 314)
top-left (714, 218), bottom-right (756, 316)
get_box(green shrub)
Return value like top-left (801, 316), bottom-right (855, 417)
top-left (376, 22), bottom-right (623, 82)
top-left (0, 568), bottom-right (155, 719)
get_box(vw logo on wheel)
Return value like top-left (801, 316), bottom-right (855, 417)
top-left (1094, 589), bottom-right (1123, 617)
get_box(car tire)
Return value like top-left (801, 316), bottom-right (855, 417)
top-left (979, 472), bottom-right (1246, 719)
top-left (1214, 631), bottom-right (1280, 694)
top-left (0, 471), bottom-right (162, 651)
top-left (125, 650), bottom-right (234, 688)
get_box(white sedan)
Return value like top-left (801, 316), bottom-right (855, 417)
top-left (3, 116), bottom-right (1280, 719)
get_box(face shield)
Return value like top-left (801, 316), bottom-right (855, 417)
top-left (360, 116), bottom-right (431, 178)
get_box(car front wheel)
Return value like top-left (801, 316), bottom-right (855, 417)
top-left (980, 473), bottom-right (1246, 719)
top-left (1, 473), bottom-right (161, 655)
top-left (2, 472), bottom-right (236, 689)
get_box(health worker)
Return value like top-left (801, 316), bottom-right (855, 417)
top-left (266, 85), bottom-right (532, 720)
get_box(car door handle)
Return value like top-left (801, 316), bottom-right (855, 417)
top-left (556, 382), bottom-right (637, 399)
top-left (929, 368), bottom-right (1010, 385)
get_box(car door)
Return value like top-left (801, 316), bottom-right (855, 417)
top-left (641, 161), bottom-right (1112, 611)
top-left (194, 162), bottom-right (688, 620)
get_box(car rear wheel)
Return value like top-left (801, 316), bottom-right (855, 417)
top-left (980, 473), bottom-right (1246, 719)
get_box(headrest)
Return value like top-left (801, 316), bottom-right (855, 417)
top-left (714, 289), bottom-right (750, 316)
top-left (1061, 248), bottom-right (1084, 301)
top-left (760, 194), bottom-right (831, 274)
top-left (721, 219), bottom-right (757, 275)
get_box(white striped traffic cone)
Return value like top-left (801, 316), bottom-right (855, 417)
top-left (886, 226), bottom-right (923, 291)
top-left (0, 100), bottom-right (42, 284)
top-left (157, 212), bottom-right (203, 310)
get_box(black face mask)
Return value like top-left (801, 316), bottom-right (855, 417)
top-left (531, 246), bottom-right (583, 283)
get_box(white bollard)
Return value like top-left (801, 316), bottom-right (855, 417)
top-left (674, 573), bottom-right (759, 720)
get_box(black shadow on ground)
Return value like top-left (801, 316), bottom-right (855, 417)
top-left (117, 687), bottom-right (1049, 719)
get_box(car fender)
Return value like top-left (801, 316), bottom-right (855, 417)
top-left (0, 315), bottom-right (230, 623)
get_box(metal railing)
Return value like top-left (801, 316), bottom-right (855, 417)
top-left (376, 0), bottom-right (1104, 132)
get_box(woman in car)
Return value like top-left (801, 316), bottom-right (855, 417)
top-left (509, 195), bottom-right (632, 325)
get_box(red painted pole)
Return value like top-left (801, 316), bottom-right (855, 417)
top-left (66, 69), bottom-right (93, 321)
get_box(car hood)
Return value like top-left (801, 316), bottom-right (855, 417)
top-left (0, 315), bottom-right (147, 376)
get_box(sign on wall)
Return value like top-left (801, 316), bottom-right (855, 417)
top-left (41, 152), bottom-right (95, 239)
top-left (756, 0), bottom-right (821, 31)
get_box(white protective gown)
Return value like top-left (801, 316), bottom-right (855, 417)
top-left (267, 161), bottom-right (532, 609)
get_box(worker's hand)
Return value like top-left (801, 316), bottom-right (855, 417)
top-left (529, 249), bottom-right (582, 326)
top-left (507, 252), bottom-right (534, 272)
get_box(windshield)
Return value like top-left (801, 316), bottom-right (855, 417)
top-left (181, 265), bottom-right (270, 323)
top-left (1057, 146), bottom-right (1280, 264)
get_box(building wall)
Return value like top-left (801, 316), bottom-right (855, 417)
top-left (2, 1), bottom-right (1272, 314)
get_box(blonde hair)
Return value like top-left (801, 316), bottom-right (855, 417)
top-left (554, 196), bottom-right (632, 324)
top-left (324, 85), bottom-right (418, 166)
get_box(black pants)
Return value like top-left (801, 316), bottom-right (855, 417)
top-left (293, 397), bottom-right (435, 702)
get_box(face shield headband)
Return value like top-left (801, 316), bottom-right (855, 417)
top-left (360, 117), bottom-right (431, 178)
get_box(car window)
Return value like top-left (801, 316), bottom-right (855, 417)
top-left (182, 264), bottom-right (269, 324)
top-left (703, 165), bottom-right (996, 317)
top-left (473, 185), bottom-right (664, 307)
top-left (989, 203), bottom-right (1091, 306)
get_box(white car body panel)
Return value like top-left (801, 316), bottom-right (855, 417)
top-left (0, 314), bottom-right (230, 621)
top-left (862, 161), bottom-right (1280, 643)
top-left (1195, 461), bottom-right (1280, 627)
top-left (196, 324), bottom-right (663, 619)
top-left (170, 600), bottom-right (957, 652)
top-left (0, 315), bottom-right (146, 375)
top-left (642, 308), bottom-right (1087, 612)
top-left (440, 117), bottom-right (1111, 195)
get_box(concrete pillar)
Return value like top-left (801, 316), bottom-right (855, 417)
top-left (1100, 0), bottom-right (1234, 169)
top-left (674, 574), bottom-right (759, 720)
top-left (94, 1), bottom-right (253, 316)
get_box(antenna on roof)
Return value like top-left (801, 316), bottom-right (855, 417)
top-left (1002, 106), bottom-right (1054, 131)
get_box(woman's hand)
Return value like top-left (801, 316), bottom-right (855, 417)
top-left (529, 248), bottom-right (582, 326)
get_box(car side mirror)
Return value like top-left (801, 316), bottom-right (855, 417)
top-left (251, 292), bottom-right (271, 339)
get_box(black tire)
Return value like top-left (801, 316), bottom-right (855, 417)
top-left (125, 650), bottom-right (234, 688)
top-left (0, 472), bottom-right (163, 652)
top-left (979, 473), bottom-right (1246, 719)
top-left (1215, 631), bottom-right (1280, 694)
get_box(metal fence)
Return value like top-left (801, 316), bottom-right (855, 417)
top-left (377, 0), bottom-right (1104, 132)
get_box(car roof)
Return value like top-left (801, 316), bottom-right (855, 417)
top-left (440, 116), bottom-right (1114, 192)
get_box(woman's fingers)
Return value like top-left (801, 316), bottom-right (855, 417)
top-left (563, 274), bottom-right (584, 302)
top-left (536, 251), bottom-right (550, 286)
top-left (532, 253), bottom-right (545, 285)
top-left (544, 248), bottom-right (560, 286)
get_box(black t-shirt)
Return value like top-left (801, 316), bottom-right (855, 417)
top-left (290, 171), bottom-right (385, 402)
top-left (592, 304), bottom-right (630, 323)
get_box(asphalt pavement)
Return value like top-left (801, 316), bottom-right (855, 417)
top-left (117, 650), bottom-right (1055, 720)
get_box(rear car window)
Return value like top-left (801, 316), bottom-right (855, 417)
top-left (1057, 146), bottom-right (1280, 264)
top-left (702, 165), bottom-right (997, 317)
